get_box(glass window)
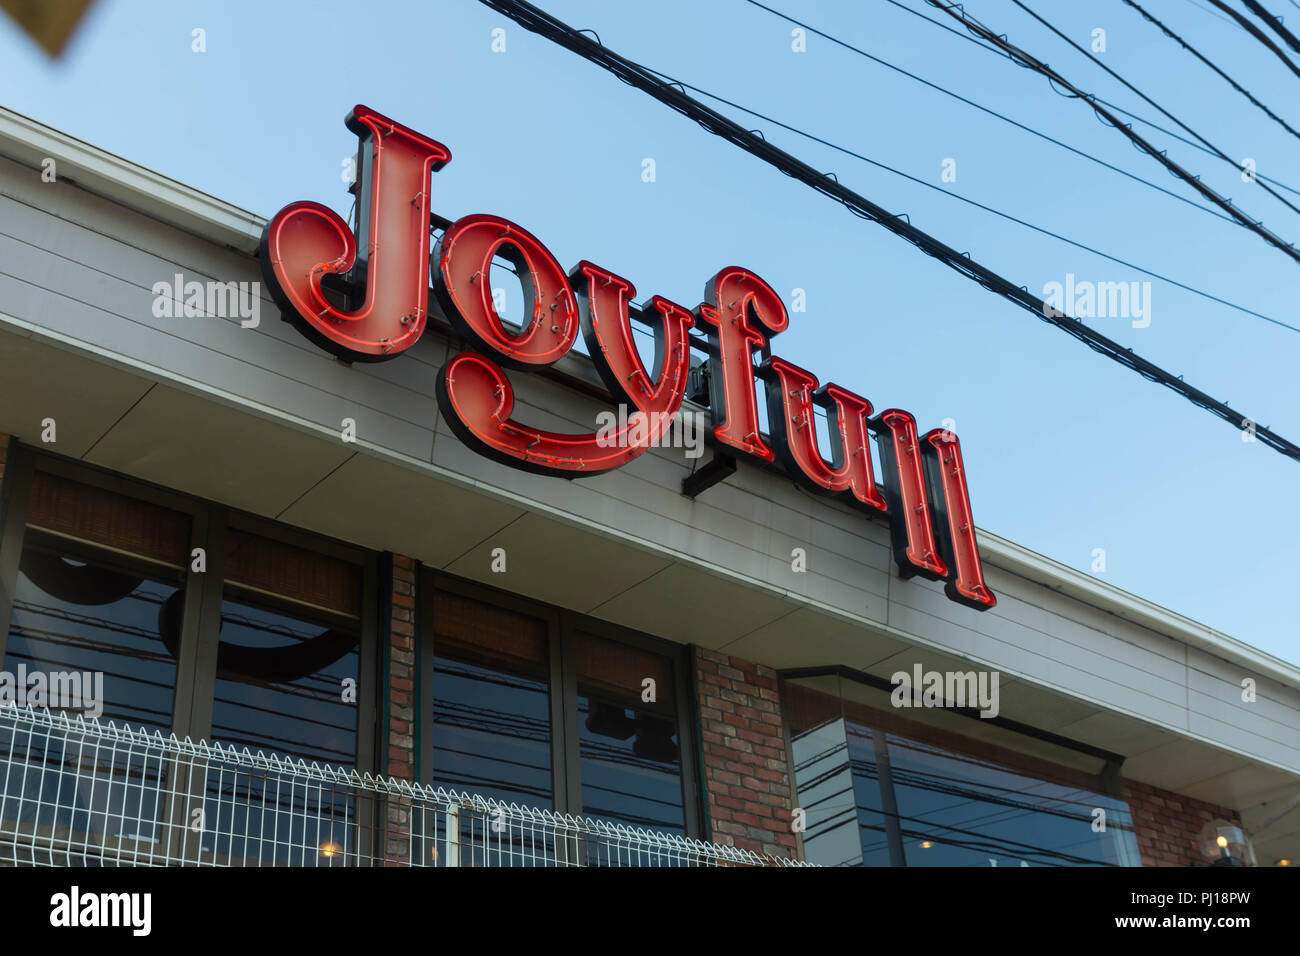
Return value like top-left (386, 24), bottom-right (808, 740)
top-left (201, 530), bottom-right (364, 866)
top-left (785, 675), bottom-right (1140, 867)
top-left (430, 589), bottom-right (553, 809)
top-left (1, 472), bottom-right (190, 862)
top-left (886, 730), bottom-right (1133, 867)
top-left (423, 582), bottom-right (698, 846)
top-left (786, 679), bottom-right (878, 866)
top-left (4, 472), bottom-right (189, 732)
top-left (207, 530), bottom-right (362, 766)
top-left (575, 633), bottom-right (686, 837)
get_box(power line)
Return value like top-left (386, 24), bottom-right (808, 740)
top-left (881, 0), bottom-right (1300, 199)
top-left (656, 70), bottom-right (1299, 335)
top-left (1007, 0), bottom-right (1300, 221)
top-left (1010, 0), bottom-right (1300, 220)
top-left (1242, 0), bottom-right (1300, 55)
top-left (736, 0), bottom-right (1300, 329)
top-left (742, 1), bottom-right (1236, 227)
top-left (1122, 0), bottom-right (1300, 143)
top-left (927, 0), bottom-right (1300, 265)
top-left (1179, 0), bottom-right (1244, 28)
top-left (474, 0), bottom-right (1300, 465)
top-left (1208, 0), bottom-right (1300, 79)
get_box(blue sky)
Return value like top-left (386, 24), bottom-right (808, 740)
top-left (2, 0), bottom-right (1298, 663)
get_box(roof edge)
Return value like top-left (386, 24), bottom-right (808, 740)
top-left (0, 104), bottom-right (262, 253)
top-left (979, 529), bottom-right (1300, 689)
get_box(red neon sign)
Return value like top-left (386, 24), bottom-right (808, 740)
top-left (435, 258), bottom-right (694, 476)
top-left (921, 429), bottom-right (997, 610)
top-left (759, 357), bottom-right (888, 514)
top-left (260, 106), bottom-right (451, 361)
top-left (694, 268), bottom-right (789, 463)
top-left (261, 105), bottom-right (996, 611)
top-left (434, 214), bottom-right (579, 367)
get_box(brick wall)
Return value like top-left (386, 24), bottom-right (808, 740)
top-left (386, 554), bottom-right (417, 779)
top-left (1124, 778), bottom-right (1241, 866)
top-left (694, 646), bottom-right (798, 858)
top-left (384, 554), bottom-right (417, 865)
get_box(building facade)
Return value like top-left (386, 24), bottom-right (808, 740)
top-left (0, 104), bottom-right (1297, 867)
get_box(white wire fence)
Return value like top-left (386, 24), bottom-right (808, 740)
top-left (0, 705), bottom-right (806, 867)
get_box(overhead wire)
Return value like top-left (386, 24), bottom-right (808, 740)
top-left (1007, 0), bottom-right (1300, 221)
top-left (474, 0), bottom-right (1300, 464)
top-left (935, 0), bottom-right (1300, 253)
top-left (649, 69), bottom-right (1299, 335)
top-left (878, 0), bottom-right (1300, 199)
top-left (742, 0), bottom-right (1238, 226)
top-left (1243, 0), bottom-right (1300, 54)
top-left (1180, 0), bottom-right (1245, 27)
top-left (1121, 0), bottom-right (1300, 143)
top-left (1207, 0), bottom-right (1300, 79)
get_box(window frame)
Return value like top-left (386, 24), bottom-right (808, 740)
top-left (778, 664), bottom-right (1140, 867)
top-left (418, 569), bottom-right (704, 838)
top-left (0, 443), bottom-right (380, 774)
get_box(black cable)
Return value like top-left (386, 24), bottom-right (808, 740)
top-left (881, 0), bottom-right (1300, 199)
top-left (742, 1), bottom-right (1237, 226)
top-left (1013, 0), bottom-right (1300, 209)
top-left (1122, 0), bottom-right (1300, 143)
top-left (952, 0), bottom-right (1300, 252)
top-left (1242, 0), bottom-right (1300, 56)
top-left (474, 0), bottom-right (1300, 465)
top-left (1180, 0), bottom-right (1244, 27)
top-left (1208, 0), bottom-right (1300, 79)
top-left (662, 71), bottom-right (1299, 335)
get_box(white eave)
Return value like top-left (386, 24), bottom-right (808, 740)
top-left (0, 105), bottom-right (263, 253)
top-left (978, 530), bottom-right (1300, 691)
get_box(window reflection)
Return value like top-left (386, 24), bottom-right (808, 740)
top-left (2, 505), bottom-right (186, 862)
top-left (201, 592), bottom-right (361, 865)
top-left (201, 530), bottom-right (364, 866)
top-left (430, 591), bottom-right (553, 809)
top-left (208, 594), bottom-right (359, 765)
top-left (786, 677), bottom-right (1139, 867)
top-left (7, 541), bottom-right (180, 731)
top-left (575, 634), bottom-right (686, 838)
top-left (887, 732), bottom-right (1132, 867)
top-left (786, 682), bottom-right (880, 866)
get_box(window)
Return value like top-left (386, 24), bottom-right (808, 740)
top-left (785, 672), bottom-right (1141, 867)
top-left (0, 470), bottom-right (193, 860)
top-left (574, 632), bottom-right (686, 836)
top-left (0, 455), bottom-right (377, 766)
top-left (4, 471), bottom-right (190, 732)
top-left (0, 456), bottom-right (380, 865)
top-left (209, 529), bottom-right (363, 766)
top-left (429, 590), bottom-right (553, 807)
top-left (420, 576), bottom-right (701, 840)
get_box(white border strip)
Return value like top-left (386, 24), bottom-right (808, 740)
top-left (0, 105), bottom-right (262, 253)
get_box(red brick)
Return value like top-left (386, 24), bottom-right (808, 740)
top-left (1124, 779), bottom-right (1238, 867)
top-left (692, 646), bottom-right (797, 859)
